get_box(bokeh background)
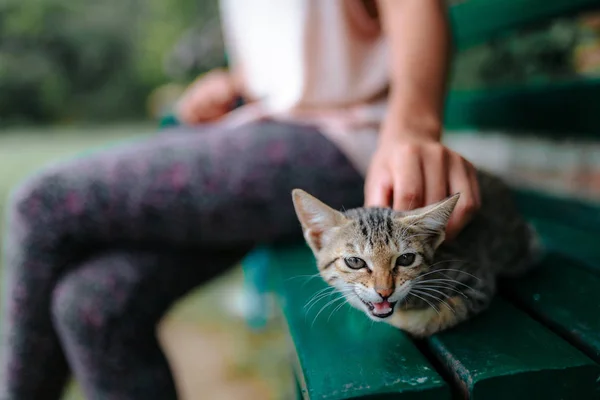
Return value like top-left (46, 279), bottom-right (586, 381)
top-left (1, 0), bottom-right (599, 399)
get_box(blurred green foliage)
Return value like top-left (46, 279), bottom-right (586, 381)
top-left (0, 0), bottom-right (223, 125)
top-left (1, 0), bottom-right (598, 126)
top-left (451, 18), bottom-right (590, 90)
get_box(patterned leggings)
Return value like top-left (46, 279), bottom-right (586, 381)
top-left (0, 121), bottom-right (364, 400)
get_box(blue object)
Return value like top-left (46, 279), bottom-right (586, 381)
top-left (240, 246), bottom-right (271, 330)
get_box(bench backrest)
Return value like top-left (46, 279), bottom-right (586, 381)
top-left (445, 0), bottom-right (600, 136)
top-left (450, 0), bottom-right (598, 49)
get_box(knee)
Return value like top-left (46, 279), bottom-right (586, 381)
top-left (6, 169), bottom-right (67, 226)
top-left (51, 269), bottom-right (117, 340)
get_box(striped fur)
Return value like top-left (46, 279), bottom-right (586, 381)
top-left (292, 171), bottom-right (539, 337)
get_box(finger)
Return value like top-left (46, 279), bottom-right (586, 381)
top-left (365, 175), bottom-right (393, 208)
top-left (423, 145), bottom-right (448, 206)
top-left (467, 163), bottom-right (481, 207)
top-left (446, 155), bottom-right (478, 240)
top-left (393, 148), bottom-right (424, 211)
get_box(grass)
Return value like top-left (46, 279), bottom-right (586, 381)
top-left (0, 123), bottom-right (155, 257)
top-left (0, 123), bottom-right (154, 269)
top-left (0, 124), bottom-right (153, 210)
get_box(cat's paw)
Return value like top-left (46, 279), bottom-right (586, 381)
top-left (388, 296), bottom-right (468, 337)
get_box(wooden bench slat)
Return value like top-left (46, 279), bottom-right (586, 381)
top-left (444, 78), bottom-right (600, 136)
top-left (514, 189), bottom-right (600, 234)
top-left (502, 253), bottom-right (600, 364)
top-left (427, 298), bottom-right (600, 399)
top-left (515, 189), bottom-right (600, 270)
top-left (528, 218), bottom-right (600, 272)
top-left (450, 0), bottom-right (599, 50)
top-left (270, 245), bottom-right (451, 400)
top-left (264, 192), bottom-right (600, 398)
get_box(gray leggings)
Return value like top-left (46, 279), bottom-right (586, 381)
top-left (0, 121), bottom-right (364, 400)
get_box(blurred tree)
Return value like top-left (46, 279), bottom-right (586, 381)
top-left (479, 20), bottom-right (578, 85)
top-left (136, 0), bottom-right (224, 83)
top-left (451, 13), bottom-right (595, 90)
top-left (1, 0), bottom-right (596, 125)
top-left (0, 0), bottom-right (222, 126)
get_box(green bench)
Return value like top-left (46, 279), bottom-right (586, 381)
top-left (260, 1), bottom-right (600, 398)
top-left (270, 192), bottom-right (600, 399)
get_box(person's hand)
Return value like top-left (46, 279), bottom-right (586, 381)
top-left (176, 68), bottom-right (238, 125)
top-left (364, 134), bottom-right (481, 240)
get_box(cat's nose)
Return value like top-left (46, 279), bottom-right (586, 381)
top-left (376, 288), bottom-right (393, 299)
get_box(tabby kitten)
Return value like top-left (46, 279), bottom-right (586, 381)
top-left (292, 171), bottom-right (540, 337)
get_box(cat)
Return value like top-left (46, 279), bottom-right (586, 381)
top-left (291, 171), bottom-right (540, 337)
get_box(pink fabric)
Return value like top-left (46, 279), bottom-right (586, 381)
top-left (219, 0), bottom-right (389, 174)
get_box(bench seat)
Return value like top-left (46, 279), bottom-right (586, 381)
top-left (267, 190), bottom-right (600, 399)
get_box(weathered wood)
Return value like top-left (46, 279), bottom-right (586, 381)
top-left (514, 190), bottom-right (600, 236)
top-left (267, 244), bottom-right (600, 399)
top-left (528, 218), bottom-right (600, 272)
top-left (514, 189), bottom-right (600, 270)
top-left (502, 253), bottom-right (600, 364)
top-left (270, 245), bottom-right (451, 400)
top-left (427, 299), bottom-right (600, 399)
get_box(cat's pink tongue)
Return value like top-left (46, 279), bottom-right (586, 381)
top-left (373, 301), bottom-right (392, 313)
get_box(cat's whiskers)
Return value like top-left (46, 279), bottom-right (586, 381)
top-left (411, 285), bottom-right (453, 300)
top-left (425, 259), bottom-right (465, 269)
top-left (418, 265), bottom-right (478, 280)
top-left (287, 272), bottom-right (321, 283)
top-left (311, 294), bottom-right (348, 327)
top-left (304, 288), bottom-right (339, 315)
top-left (304, 287), bottom-right (354, 315)
top-left (411, 289), bottom-right (456, 314)
top-left (407, 292), bottom-right (440, 315)
top-left (402, 233), bottom-right (434, 241)
top-left (292, 175), bottom-right (537, 336)
top-left (420, 278), bottom-right (482, 294)
top-left (327, 297), bottom-right (351, 322)
top-left (431, 268), bottom-right (481, 281)
top-left (304, 286), bottom-right (335, 309)
top-left (412, 282), bottom-right (468, 298)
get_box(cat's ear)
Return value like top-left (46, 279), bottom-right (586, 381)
top-left (398, 193), bottom-right (460, 248)
top-left (292, 189), bottom-right (347, 252)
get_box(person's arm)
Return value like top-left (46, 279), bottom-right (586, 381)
top-left (365, 0), bottom-right (480, 240)
top-left (379, 0), bottom-right (449, 140)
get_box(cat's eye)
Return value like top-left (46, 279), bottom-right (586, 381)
top-left (344, 257), bottom-right (367, 270)
top-left (396, 253), bottom-right (416, 267)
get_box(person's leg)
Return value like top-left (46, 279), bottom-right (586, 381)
top-left (0, 121), bottom-right (364, 399)
top-left (51, 248), bottom-right (247, 400)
